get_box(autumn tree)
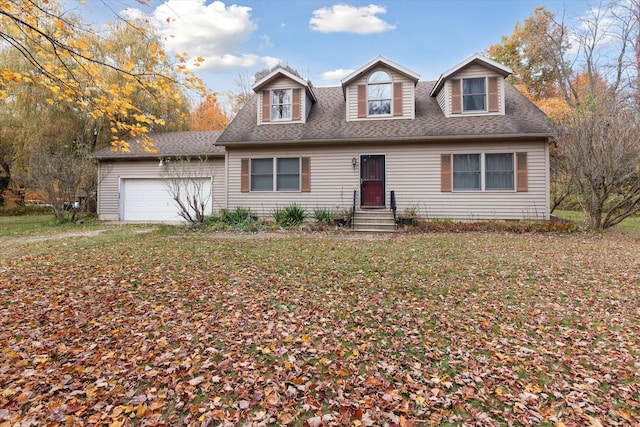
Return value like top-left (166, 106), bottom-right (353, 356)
top-left (486, 7), bottom-right (572, 119)
top-left (190, 95), bottom-right (230, 130)
top-left (489, 3), bottom-right (640, 230)
top-left (0, 0), bottom-right (206, 153)
top-left (0, 1), bottom-right (204, 214)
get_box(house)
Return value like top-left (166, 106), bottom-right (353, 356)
top-left (95, 54), bottom-right (551, 224)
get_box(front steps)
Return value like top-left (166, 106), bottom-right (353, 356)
top-left (352, 209), bottom-right (396, 233)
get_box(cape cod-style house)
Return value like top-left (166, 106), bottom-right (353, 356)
top-left (95, 54), bottom-right (551, 227)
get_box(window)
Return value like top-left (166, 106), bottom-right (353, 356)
top-left (452, 153), bottom-right (515, 191)
top-left (250, 158), bottom-right (300, 191)
top-left (276, 158), bottom-right (300, 191)
top-left (271, 89), bottom-right (291, 120)
top-left (453, 154), bottom-right (481, 190)
top-left (367, 71), bottom-right (392, 116)
top-left (251, 158), bottom-right (274, 191)
top-left (462, 78), bottom-right (486, 112)
top-left (486, 153), bottom-right (514, 190)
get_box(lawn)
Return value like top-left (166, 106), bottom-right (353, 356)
top-left (553, 210), bottom-right (640, 235)
top-left (0, 227), bottom-right (638, 426)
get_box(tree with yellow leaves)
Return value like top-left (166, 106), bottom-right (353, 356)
top-left (0, 0), bottom-right (207, 152)
top-left (0, 0), bottom-right (208, 218)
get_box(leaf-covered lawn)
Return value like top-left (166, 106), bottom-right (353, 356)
top-left (1, 231), bottom-right (639, 426)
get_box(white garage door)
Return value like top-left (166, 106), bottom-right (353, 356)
top-left (121, 178), bottom-right (212, 221)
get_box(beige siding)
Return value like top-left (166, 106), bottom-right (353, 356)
top-left (98, 158), bottom-right (225, 221)
top-left (436, 89), bottom-right (447, 116)
top-left (443, 65), bottom-right (505, 117)
top-left (345, 67), bottom-right (415, 121)
top-left (257, 77), bottom-right (307, 124)
top-left (226, 140), bottom-right (549, 220)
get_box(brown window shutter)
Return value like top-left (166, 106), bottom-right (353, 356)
top-left (516, 152), bottom-right (528, 192)
top-left (451, 79), bottom-right (461, 114)
top-left (357, 84), bottom-right (366, 118)
top-left (488, 77), bottom-right (499, 112)
top-left (441, 154), bottom-right (452, 192)
top-left (241, 158), bottom-right (250, 193)
top-left (393, 82), bottom-right (403, 116)
top-left (292, 88), bottom-right (301, 121)
top-left (301, 157), bottom-right (310, 192)
top-left (262, 91), bottom-right (270, 122)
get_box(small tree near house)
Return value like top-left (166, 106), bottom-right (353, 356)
top-left (162, 157), bottom-right (213, 224)
top-left (552, 96), bottom-right (640, 230)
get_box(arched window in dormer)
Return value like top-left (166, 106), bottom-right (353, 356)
top-left (367, 71), bottom-right (392, 116)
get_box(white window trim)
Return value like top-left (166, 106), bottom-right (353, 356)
top-left (452, 152), bottom-right (516, 192)
top-left (461, 77), bottom-right (487, 114)
top-left (250, 157), bottom-right (301, 192)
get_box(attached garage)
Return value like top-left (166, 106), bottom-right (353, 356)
top-left (121, 178), bottom-right (212, 221)
top-left (94, 131), bottom-right (226, 222)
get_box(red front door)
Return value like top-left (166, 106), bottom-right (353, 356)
top-left (360, 155), bottom-right (385, 207)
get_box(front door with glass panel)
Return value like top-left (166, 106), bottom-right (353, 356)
top-left (360, 155), bottom-right (385, 207)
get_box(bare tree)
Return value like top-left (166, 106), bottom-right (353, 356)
top-left (162, 157), bottom-right (213, 224)
top-left (553, 95), bottom-right (640, 230)
top-left (24, 143), bottom-right (96, 222)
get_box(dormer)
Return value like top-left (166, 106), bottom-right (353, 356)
top-left (341, 56), bottom-right (420, 122)
top-left (430, 54), bottom-right (512, 118)
top-left (253, 68), bottom-right (317, 124)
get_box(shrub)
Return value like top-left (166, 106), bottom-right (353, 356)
top-left (313, 207), bottom-right (333, 225)
top-left (411, 219), bottom-right (580, 234)
top-left (272, 204), bottom-right (307, 227)
top-left (212, 207), bottom-right (263, 231)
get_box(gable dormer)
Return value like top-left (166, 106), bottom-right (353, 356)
top-left (253, 68), bottom-right (317, 124)
top-left (430, 54), bottom-right (512, 118)
top-left (341, 56), bottom-right (419, 122)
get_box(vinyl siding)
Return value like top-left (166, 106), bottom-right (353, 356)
top-left (97, 158), bottom-right (225, 221)
top-left (257, 76), bottom-right (307, 124)
top-left (345, 67), bottom-right (415, 121)
top-left (444, 65), bottom-right (505, 117)
top-left (226, 140), bottom-right (549, 220)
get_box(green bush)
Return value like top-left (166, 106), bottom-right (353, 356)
top-left (221, 207), bottom-right (254, 224)
top-left (213, 207), bottom-right (263, 232)
top-left (272, 204), bottom-right (307, 227)
top-left (313, 207), bottom-right (333, 225)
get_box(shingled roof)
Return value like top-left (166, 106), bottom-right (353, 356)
top-left (94, 130), bottom-right (224, 159)
top-left (216, 81), bottom-right (550, 147)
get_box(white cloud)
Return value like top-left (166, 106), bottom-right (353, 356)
top-left (309, 4), bottom-right (396, 34)
top-left (153, 1), bottom-right (256, 55)
top-left (259, 34), bottom-right (273, 49)
top-left (125, 0), bottom-right (276, 72)
top-left (322, 68), bottom-right (354, 81)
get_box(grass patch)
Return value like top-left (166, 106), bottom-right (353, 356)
top-left (0, 214), bottom-right (99, 237)
top-left (554, 209), bottom-right (640, 235)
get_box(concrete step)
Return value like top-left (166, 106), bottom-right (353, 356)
top-left (352, 209), bottom-right (396, 232)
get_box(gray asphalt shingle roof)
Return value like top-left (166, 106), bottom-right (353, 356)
top-left (216, 81), bottom-right (550, 146)
top-left (93, 130), bottom-right (224, 159)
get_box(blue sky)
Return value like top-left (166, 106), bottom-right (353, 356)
top-left (72, 0), bottom-right (592, 97)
